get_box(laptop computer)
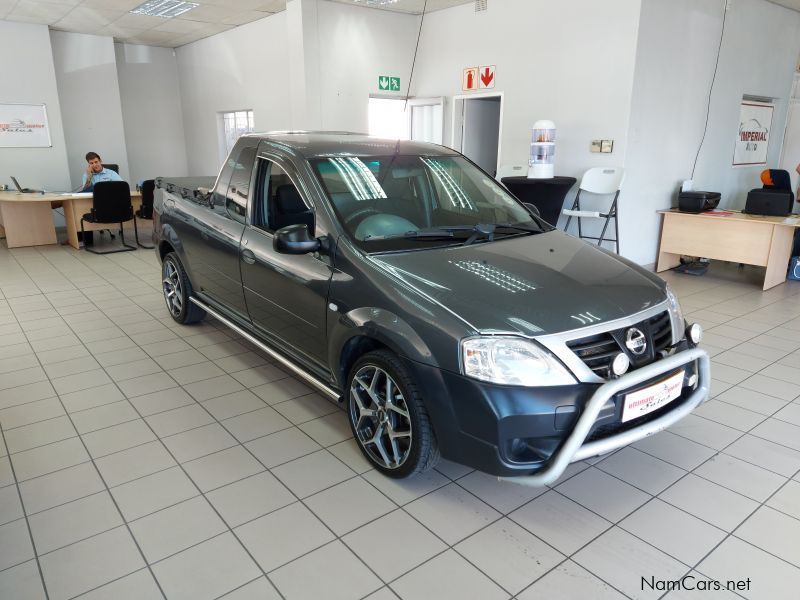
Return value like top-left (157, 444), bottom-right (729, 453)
top-left (11, 176), bottom-right (40, 194)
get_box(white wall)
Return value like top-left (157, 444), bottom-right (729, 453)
top-left (410, 0), bottom-right (642, 179)
top-left (50, 31), bottom-right (130, 189)
top-left (624, 0), bottom-right (800, 265)
top-left (0, 20), bottom-right (71, 195)
top-left (115, 43), bottom-right (188, 184)
top-left (175, 12), bottom-right (292, 176)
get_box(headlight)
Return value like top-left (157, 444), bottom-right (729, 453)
top-left (665, 283), bottom-right (685, 344)
top-left (461, 337), bottom-right (576, 386)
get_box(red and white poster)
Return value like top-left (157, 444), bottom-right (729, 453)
top-left (462, 67), bottom-right (478, 91)
top-left (478, 65), bottom-right (496, 89)
top-left (0, 104), bottom-right (51, 148)
top-left (733, 101), bottom-right (773, 167)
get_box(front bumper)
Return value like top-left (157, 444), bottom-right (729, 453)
top-left (408, 346), bottom-right (709, 484)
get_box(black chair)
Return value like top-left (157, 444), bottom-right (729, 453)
top-left (136, 180), bottom-right (155, 219)
top-left (102, 163), bottom-right (119, 174)
top-left (271, 184), bottom-right (314, 232)
top-left (80, 181), bottom-right (140, 254)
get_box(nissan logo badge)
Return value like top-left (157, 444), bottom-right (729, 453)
top-left (625, 328), bottom-right (647, 356)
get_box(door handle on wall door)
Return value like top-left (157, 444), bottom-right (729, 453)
top-left (241, 249), bottom-right (256, 264)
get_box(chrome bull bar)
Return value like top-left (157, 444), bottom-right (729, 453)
top-left (500, 347), bottom-right (710, 487)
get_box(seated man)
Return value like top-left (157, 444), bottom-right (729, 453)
top-left (78, 151), bottom-right (123, 246)
top-left (82, 151), bottom-right (122, 191)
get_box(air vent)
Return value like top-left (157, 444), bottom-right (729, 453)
top-left (475, 0), bottom-right (488, 12)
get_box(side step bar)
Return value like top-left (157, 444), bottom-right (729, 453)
top-left (189, 296), bottom-right (341, 402)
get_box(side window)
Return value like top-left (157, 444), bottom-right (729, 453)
top-left (253, 158), bottom-right (314, 235)
top-left (225, 146), bottom-right (256, 223)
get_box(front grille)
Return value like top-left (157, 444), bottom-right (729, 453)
top-left (567, 310), bottom-right (673, 379)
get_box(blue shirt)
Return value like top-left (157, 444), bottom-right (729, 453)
top-left (82, 168), bottom-right (122, 191)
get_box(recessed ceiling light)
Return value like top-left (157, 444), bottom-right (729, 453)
top-left (353, 0), bottom-right (399, 6)
top-left (131, 0), bottom-right (199, 18)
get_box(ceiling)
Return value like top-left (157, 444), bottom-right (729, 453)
top-left (0, 0), bottom-right (475, 48)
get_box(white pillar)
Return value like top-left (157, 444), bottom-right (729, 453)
top-left (287, 0), bottom-right (323, 130)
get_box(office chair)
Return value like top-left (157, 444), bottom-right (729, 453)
top-left (80, 181), bottom-right (140, 254)
top-left (136, 180), bottom-right (155, 219)
top-left (562, 167), bottom-right (625, 253)
top-left (102, 163), bottom-right (119, 174)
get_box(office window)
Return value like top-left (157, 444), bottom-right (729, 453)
top-left (220, 110), bottom-right (255, 159)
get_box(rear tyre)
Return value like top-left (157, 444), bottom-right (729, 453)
top-left (162, 252), bottom-right (205, 324)
top-left (347, 350), bottom-right (439, 478)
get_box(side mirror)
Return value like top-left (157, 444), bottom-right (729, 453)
top-left (524, 202), bottom-right (541, 218)
top-left (274, 224), bottom-right (320, 255)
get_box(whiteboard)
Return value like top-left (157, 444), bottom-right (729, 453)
top-left (0, 104), bottom-right (52, 148)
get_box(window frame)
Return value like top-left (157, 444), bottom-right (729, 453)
top-left (249, 153), bottom-right (316, 237)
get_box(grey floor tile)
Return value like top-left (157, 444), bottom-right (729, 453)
top-left (95, 441), bottom-right (177, 487)
top-left (697, 537), bottom-right (800, 600)
top-left (766, 480), bottom-right (800, 519)
top-left (4, 415), bottom-right (76, 454)
top-left (36, 345), bottom-right (91, 366)
top-left (720, 434), bottom-right (800, 477)
top-left (405, 482), bottom-right (501, 545)
top-left (327, 439), bottom-right (374, 475)
top-left (750, 418), bottom-right (800, 452)
top-left (0, 518), bottom-right (33, 570)
top-left (110, 466), bottom-right (199, 522)
top-left (245, 427), bottom-right (321, 468)
top-left (116, 372), bottom-right (177, 399)
top-left (0, 381), bottom-right (55, 411)
top-left (391, 549), bottom-right (508, 600)
top-left (201, 390), bottom-right (266, 421)
top-left (50, 369), bottom-right (112, 396)
top-left (129, 496), bottom-right (227, 563)
top-left (127, 386), bottom-right (195, 417)
top-left (251, 377), bottom-right (313, 405)
top-left (596, 447), bottom-right (686, 495)
top-left (182, 375), bottom-right (244, 402)
top-left (738, 374), bottom-right (800, 401)
top-left (230, 364), bottom-right (286, 388)
top-left (235, 502), bottom-right (334, 572)
top-left (716, 386), bottom-right (789, 416)
top-left (183, 446), bottom-right (264, 492)
top-left (58, 382), bottom-right (125, 414)
top-left (694, 453), bottom-right (786, 502)
top-left (518, 559), bottom-right (627, 600)
top-left (11, 437), bottom-right (89, 481)
top-left (28, 491), bottom-right (123, 555)
top-left (151, 532), bottom-right (261, 600)
top-left (145, 403), bottom-right (213, 437)
top-left (735, 506), bottom-right (800, 567)
top-left (162, 423), bottom-right (238, 463)
top-left (271, 450), bottom-right (356, 498)
top-left (305, 477), bottom-right (395, 536)
top-left (94, 347), bottom-right (148, 368)
top-left (556, 467), bottom-right (650, 522)
top-left (39, 526), bottom-right (145, 600)
top-left (693, 399), bottom-right (767, 431)
top-left (77, 568), bottom-right (162, 600)
top-left (620, 498), bottom-right (726, 565)
top-left (0, 484), bottom-right (24, 525)
top-left (19, 462), bottom-right (105, 515)
top-left (0, 559), bottom-right (47, 600)
top-left (106, 358), bottom-right (163, 383)
top-left (361, 467), bottom-right (449, 506)
top-left (454, 471), bottom-right (546, 514)
top-left (669, 414), bottom-right (743, 451)
top-left (43, 356), bottom-right (101, 381)
top-left (0, 397), bottom-right (64, 429)
top-left (214, 351), bottom-right (269, 374)
top-left (573, 526), bottom-right (689, 600)
top-left (156, 349), bottom-right (209, 371)
top-left (81, 419), bottom-right (155, 459)
top-left (218, 577), bottom-right (281, 600)
top-left (206, 471), bottom-right (295, 528)
top-left (659, 474), bottom-right (759, 531)
top-left (273, 393), bottom-right (339, 425)
top-left (298, 411), bottom-right (352, 447)
top-left (168, 361), bottom-right (225, 385)
top-left (0, 353), bottom-right (39, 375)
top-left (270, 540), bottom-right (382, 600)
top-left (344, 508), bottom-right (446, 582)
top-left (455, 518), bottom-right (564, 596)
top-left (222, 406), bottom-right (292, 443)
top-left (70, 401), bottom-right (139, 435)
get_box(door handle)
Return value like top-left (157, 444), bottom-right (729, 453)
top-left (241, 248), bottom-right (256, 264)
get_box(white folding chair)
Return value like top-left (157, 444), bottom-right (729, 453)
top-left (562, 167), bottom-right (625, 253)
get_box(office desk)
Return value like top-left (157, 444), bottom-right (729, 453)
top-left (0, 191), bottom-right (141, 249)
top-left (656, 209), bottom-right (800, 290)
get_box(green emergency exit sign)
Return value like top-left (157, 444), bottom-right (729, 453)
top-left (378, 76), bottom-right (401, 91)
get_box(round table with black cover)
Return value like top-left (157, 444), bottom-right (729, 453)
top-left (501, 176), bottom-right (577, 226)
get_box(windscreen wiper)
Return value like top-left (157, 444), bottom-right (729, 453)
top-left (364, 222), bottom-right (542, 242)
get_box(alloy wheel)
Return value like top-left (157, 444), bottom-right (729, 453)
top-left (162, 259), bottom-right (183, 317)
top-left (349, 365), bottom-right (413, 469)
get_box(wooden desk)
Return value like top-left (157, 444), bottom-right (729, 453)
top-left (0, 191), bottom-right (141, 249)
top-left (656, 209), bottom-right (800, 290)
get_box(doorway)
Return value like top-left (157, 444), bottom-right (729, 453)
top-left (452, 93), bottom-right (503, 177)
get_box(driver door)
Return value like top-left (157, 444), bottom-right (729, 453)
top-left (240, 154), bottom-right (334, 374)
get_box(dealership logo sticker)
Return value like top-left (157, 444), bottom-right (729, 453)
top-left (733, 101), bottom-right (773, 166)
top-left (0, 104), bottom-right (52, 148)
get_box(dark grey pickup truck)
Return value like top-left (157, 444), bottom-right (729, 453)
top-left (153, 132), bottom-right (709, 485)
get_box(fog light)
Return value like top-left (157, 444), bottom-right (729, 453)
top-left (687, 323), bottom-right (703, 344)
top-left (611, 353), bottom-right (630, 376)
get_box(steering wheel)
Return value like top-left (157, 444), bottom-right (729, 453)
top-left (344, 207), bottom-right (380, 226)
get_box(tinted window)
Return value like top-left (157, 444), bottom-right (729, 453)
top-left (253, 159), bottom-right (314, 235)
top-left (225, 146), bottom-right (256, 223)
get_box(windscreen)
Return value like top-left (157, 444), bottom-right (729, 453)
top-left (311, 155), bottom-right (547, 252)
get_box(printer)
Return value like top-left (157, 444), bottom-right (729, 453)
top-left (678, 191), bottom-right (721, 213)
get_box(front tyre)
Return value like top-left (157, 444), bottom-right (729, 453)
top-left (162, 252), bottom-right (205, 324)
top-left (347, 350), bottom-right (439, 478)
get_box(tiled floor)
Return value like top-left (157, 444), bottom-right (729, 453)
top-left (1, 233), bottom-right (799, 600)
